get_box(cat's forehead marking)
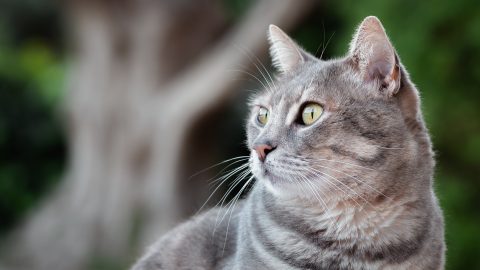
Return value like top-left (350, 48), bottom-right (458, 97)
top-left (285, 103), bottom-right (300, 126)
top-left (274, 97), bottom-right (286, 116)
top-left (284, 85), bottom-right (314, 125)
top-left (283, 90), bottom-right (302, 125)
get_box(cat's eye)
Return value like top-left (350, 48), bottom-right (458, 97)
top-left (301, 103), bottom-right (323, 125)
top-left (257, 107), bottom-right (269, 126)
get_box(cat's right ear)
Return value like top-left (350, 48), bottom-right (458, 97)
top-left (348, 16), bottom-right (401, 96)
top-left (268, 25), bottom-right (312, 73)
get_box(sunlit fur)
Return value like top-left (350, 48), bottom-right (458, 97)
top-left (132, 17), bottom-right (445, 270)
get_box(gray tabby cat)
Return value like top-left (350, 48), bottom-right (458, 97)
top-left (132, 16), bottom-right (445, 270)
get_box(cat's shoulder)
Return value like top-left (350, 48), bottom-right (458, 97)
top-left (131, 203), bottom-right (245, 270)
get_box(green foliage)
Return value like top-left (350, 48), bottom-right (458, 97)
top-left (0, 0), bottom-right (65, 235)
top-left (222, 0), bottom-right (254, 21)
top-left (0, 72), bottom-right (65, 234)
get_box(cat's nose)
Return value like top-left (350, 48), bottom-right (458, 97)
top-left (254, 143), bottom-right (276, 162)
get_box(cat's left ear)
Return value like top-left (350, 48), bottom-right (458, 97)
top-left (268, 24), bottom-right (314, 73)
top-left (349, 16), bottom-right (401, 96)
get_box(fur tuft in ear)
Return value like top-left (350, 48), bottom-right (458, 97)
top-left (268, 24), bottom-right (306, 73)
top-left (349, 16), bottom-right (400, 96)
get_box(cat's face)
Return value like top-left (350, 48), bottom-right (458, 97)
top-left (247, 17), bottom-right (430, 204)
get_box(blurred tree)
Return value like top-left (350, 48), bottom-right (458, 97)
top-left (1, 0), bottom-right (316, 269)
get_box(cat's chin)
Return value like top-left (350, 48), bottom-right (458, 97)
top-left (261, 177), bottom-right (294, 198)
top-left (255, 173), bottom-right (307, 199)
top-left (250, 159), bottom-right (316, 199)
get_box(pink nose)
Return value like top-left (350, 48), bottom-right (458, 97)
top-left (254, 144), bottom-right (274, 162)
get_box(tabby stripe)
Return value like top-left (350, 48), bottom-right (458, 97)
top-left (250, 190), bottom-right (328, 269)
top-left (260, 187), bottom-right (429, 264)
top-left (245, 194), bottom-right (298, 270)
top-left (328, 144), bottom-right (386, 166)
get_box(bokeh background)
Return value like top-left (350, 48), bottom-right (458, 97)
top-left (0, 0), bottom-right (479, 269)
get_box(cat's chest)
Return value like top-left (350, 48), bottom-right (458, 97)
top-left (238, 188), bottom-right (410, 269)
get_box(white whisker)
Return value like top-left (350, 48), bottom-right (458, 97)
top-left (213, 169), bottom-right (252, 235)
top-left (188, 156), bottom-right (249, 180)
top-left (309, 167), bottom-right (373, 208)
top-left (308, 168), bottom-right (363, 207)
top-left (303, 167), bottom-right (359, 204)
top-left (312, 163), bottom-right (390, 200)
top-left (196, 162), bottom-right (249, 214)
top-left (227, 69), bottom-right (270, 91)
top-left (307, 158), bottom-right (376, 171)
top-left (233, 44), bottom-right (277, 91)
top-left (220, 175), bottom-right (255, 256)
top-left (301, 175), bottom-right (329, 211)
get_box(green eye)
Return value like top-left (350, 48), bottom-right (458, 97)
top-left (301, 103), bottom-right (323, 125)
top-left (257, 107), bottom-right (269, 126)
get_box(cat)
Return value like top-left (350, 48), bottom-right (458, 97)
top-left (131, 16), bottom-right (445, 270)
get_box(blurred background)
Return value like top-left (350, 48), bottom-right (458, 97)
top-left (0, 0), bottom-right (479, 269)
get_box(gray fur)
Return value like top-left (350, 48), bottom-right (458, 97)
top-left (132, 16), bottom-right (445, 270)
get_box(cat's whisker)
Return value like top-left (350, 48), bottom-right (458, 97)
top-left (251, 53), bottom-right (277, 90)
top-left (229, 79), bottom-right (268, 93)
top-left (188, 156), bottom-right (249, 181)
top-left (319, 31), bottom-right (335, 60)
top-left (301, 175), bottom-right (330, 211)
top-left (227, 69), bottom-right (270, 91)
top-left (213, 169), bottom-right (252, 234)
top-left (251, 60), bottom-right (274, 91)
top-left (311, 163), bottom-right (391, 201)
top-left (285, 167), bottom-right (329, 211)
top-left (220, 175), bottom-right (255, 256)
top-left (209, 163), bottom-right (250, 187)
top-left (297, 154), bottom-right (390, 201)
top-left (232, 44), bottom-right (277, 91)
top-left (299, 178), bottom-right (323, 209)
top-left (308, 167), bottom-right (368, 208)
top-left (279, 157), bottom-right (365, 206)
top-left (278, 160), bottom-right (352, 205)
top-left (292, 173), bottom-right (308, 195)
top-left (196, 163), bottom-right (250, 215)
top-left (308, 170), bottom-right (361, 207)
top-left (303, 167), bottom-right (359, 204)
top-left (215, 168), bottom-right (252, 209)
top-left (208, 167), bottom-right (249, 200)
top-left (306, 158), bottom-right (376, 171)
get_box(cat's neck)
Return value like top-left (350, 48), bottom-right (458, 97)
top-left (251, 181), bottom-right (429, 244)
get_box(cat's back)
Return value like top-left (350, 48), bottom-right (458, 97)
top-left (132, 205), bottom-right (243, 270)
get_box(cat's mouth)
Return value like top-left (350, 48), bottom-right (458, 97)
top-left (251, 156), bottom-right (271, 180)
top-left (255, 162), bottom-right (270, 178)
top-left (252, 158), bottom-right (288, 184)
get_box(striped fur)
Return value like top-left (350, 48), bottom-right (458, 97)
top-left (132, 17), bottom-right (445, 270)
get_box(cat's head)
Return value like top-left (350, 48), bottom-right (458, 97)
top-left (247, 16), bottom-right (433, 205)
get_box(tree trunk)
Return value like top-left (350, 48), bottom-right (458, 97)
top-left (1, 0), bottom-right (316, 269)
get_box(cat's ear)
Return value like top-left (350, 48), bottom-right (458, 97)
top-left (349, 16), bottom-right (401, 96)
top-left (268, 24), bottom-right (312, 73)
